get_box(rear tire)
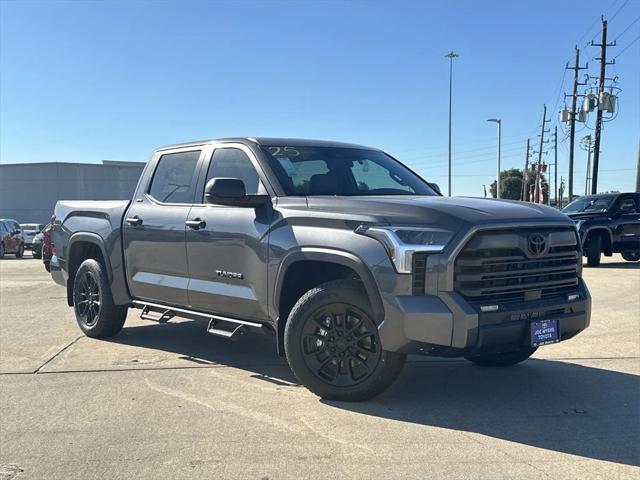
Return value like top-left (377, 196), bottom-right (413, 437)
top-left (465, 346), bottom-right (537, 367)
top-left (284, 279), bottom-right (406, 401)
top-left (621, 252), bottom-right (640, 262)
top-left (0, 243), bottom-right (4, 259)
top-left (73, 259), bottom-right (127, 338)
top-left (586, 234), bottom-right (601, 267)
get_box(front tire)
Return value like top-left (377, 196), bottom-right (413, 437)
top-left (284, 279), bottom-right (406, 401)
top-left (0, 243), bottom-right (4, 259)
top-left (465, 346), bottom-right (537, 367)
top-left (73, 259), bottom-right (127, 338)
top-left (15, 243), bottom-right (24, 258)
top-left (621, 251), bottom-right (640, 262)
top-left (586, 234), bottom-right (601, 267)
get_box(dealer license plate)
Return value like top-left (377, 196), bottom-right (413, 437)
top-left (530, 319), bottom-right (560, 347)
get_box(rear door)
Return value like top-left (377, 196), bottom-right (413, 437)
top-left (185, 144), bottom-right (273, 321)
top-left (123, 147), bottom-right (205, 307)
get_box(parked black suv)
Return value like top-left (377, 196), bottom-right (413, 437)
top-left (562, 192), bottom-right (640, 266)
top-left (48, 138), bottom-right (591, 400)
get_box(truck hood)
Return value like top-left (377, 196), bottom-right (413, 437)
top-left (563, 211), bottom-right (607, 220)
top-left (305, 196), bottom-right (573, 231)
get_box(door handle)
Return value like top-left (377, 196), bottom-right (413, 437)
top-left (186, 218), bottom-right (206, 229)
top-left (125, 216), bottom-right (143, 226)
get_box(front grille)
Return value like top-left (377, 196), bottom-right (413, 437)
top-left (454, 227), bottom-right (580, 304)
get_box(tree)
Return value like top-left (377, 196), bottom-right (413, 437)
top-left (490, 168), bottom-right (548, 201)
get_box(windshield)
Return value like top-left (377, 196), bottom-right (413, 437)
top-left (562, 195), bottom-right (615, 214)
top-left (262, 146), bottom-right (436, 196)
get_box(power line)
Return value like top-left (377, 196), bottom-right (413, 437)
top-left (612, 34), bottom-right (640, 60)
top-left (609, 0), bottom-right (631, 22)
top-left (613, 15), bottom-right (640, 41)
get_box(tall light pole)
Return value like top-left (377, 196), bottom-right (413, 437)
top-left (445, 51), bottom-right (459, 197)
top-left (487, 118), bottom-right (502, 198)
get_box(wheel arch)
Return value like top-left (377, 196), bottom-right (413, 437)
top-left (273, 248), bottom-right (384, 356)
top-left (583, 227), bottom-right (613, 255)
top-left (66, 233), bottom-right (111, 307)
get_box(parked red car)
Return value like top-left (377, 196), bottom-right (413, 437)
top-left (0, 219), bottom-right (25, 259)
top-left (42, 217), bottom-right (55, 271)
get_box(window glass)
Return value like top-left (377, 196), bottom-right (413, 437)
top-left (0, 223), bottom-right (7, 233)
top-left (562, 195), bottom-right (615, 213)
top-left (205, 148), bottom-right (263, 197)
top-left (262, 146), bottom-right (436, 196)
top-left (148, 151), bottom-right (201, 203)
top-left (619, 197), bottom-right (638, 213)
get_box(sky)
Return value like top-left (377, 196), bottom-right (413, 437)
top-left (1, 0), bottom-right (638, 197)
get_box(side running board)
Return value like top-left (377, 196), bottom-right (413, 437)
top-left (132, 300), bottom-right (271, 340)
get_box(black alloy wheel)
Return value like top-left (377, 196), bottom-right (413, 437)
top-left (301, 303), bottom-right (382, 387)
top-left (74, 270), bottom-right (102, 327)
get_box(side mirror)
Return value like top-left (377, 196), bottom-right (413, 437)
top-left (429, 183), bottom-right (442, 195)
top-left (204, 178), bottom-right (269, 208)
top-left (14, 229), bottom-right (21, 234)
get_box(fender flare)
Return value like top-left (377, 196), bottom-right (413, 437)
top-left (274, 247), bottom-right (385, 324)
top-left (68, 232), bottom-right (113, 281)
top-left (66, 233), bottom-right (112, 306)
top-left (582, 226), bottom-right (613, 253)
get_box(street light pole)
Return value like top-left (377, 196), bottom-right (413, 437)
top-left (445, 51), bottom-right (459, 197)
top-left (487, 119), bottom-right (502, 198)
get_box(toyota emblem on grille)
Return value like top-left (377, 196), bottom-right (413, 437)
top-left (528, 233), bottom-right (547, 257)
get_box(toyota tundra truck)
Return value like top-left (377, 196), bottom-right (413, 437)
top-left (48, 138), bottom-right (591, 401)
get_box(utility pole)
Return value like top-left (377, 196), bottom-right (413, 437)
top-left (487, 118), bottom-right (502, 198)
top-left (553, 126), bottom-right (558, 207)
top-left (565, 46), bottom-right (588, 202)
top-left (636, 139), bottom-right (640, 192)
top-left (559, 176), bottom-right (565, 207)
top-left (522, 138), bottom-right (531, 201)
top-left (445, 51), bottom-right (459, 197)
top-left (535, 105), bottom-right (549, 204)
top-left (591, 18), bottom-right (615, 194)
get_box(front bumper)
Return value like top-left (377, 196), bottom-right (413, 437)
top-left (378, 278), bottom-right (591, 356)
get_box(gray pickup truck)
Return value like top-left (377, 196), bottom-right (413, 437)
top-left (49, 138), bottom-right (591, 400)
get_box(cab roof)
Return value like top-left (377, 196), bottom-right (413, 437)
top-left (155, 137), bottom-right (377, 152)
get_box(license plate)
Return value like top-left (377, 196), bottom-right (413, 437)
top-left (530, 319), bottom-right (560, 347)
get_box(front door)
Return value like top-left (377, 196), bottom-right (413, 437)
top-left (123, 148), bottom-right (204, 307)
top-left (186, 145), bottom-right (272, 321)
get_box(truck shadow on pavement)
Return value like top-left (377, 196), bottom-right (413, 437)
top-left (587, 261), bottom-right (640, 269)
top-left (109, 321), bottom-right (639, 467)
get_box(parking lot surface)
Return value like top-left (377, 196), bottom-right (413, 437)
top-left (1, 254), bottom-right (638, 480)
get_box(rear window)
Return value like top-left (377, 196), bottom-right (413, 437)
top-left (148, 151), bottom-right (201, 204)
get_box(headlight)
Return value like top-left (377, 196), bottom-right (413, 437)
top-left (355, 225), bottom-right (454, 274)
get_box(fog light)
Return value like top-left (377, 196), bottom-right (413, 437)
top-left (480, 305), bottom-right (499, 312)
top-left (567, 293), bottom-right (579, 301)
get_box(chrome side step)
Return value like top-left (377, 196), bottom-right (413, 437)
top-left (140, 305), bottom-right (174, 323)
top-left (132, 300), bottom-right (270, 340)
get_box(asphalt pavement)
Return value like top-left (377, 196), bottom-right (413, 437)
top-left (0, 253), bottom-right (638, 479)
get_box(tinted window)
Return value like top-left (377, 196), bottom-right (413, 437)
top-left (0, 222), bottom-right (7, 233)
top-left (618, 197), bottom-right (638, 213)
top-left (262, 146), bottom-right (436, 196)
top-left (205, 148), bottom-right (263, 197)
top-left (562, 195), bottom-right (616, 214)
top-left (148, 151), bottom-right (201, 203)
